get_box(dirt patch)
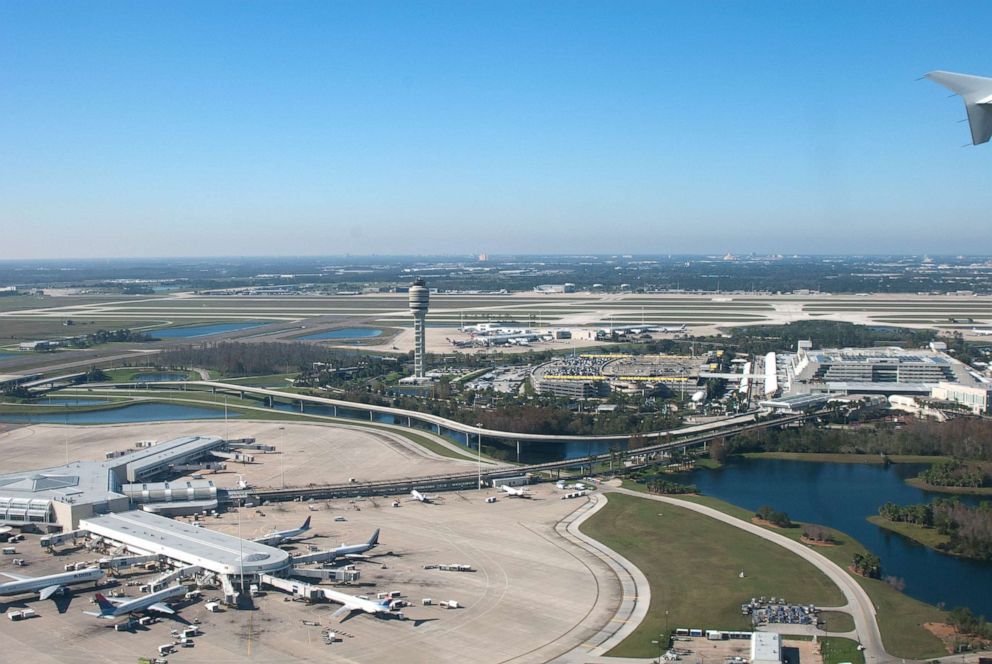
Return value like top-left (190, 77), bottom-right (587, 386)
top-left (800, 536), bottom-right (838, 547)
top-left (923, 622), bottom-right (992, 653)
top-left (752, 517), bottom-right (793, 529)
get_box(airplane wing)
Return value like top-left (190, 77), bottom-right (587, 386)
top-left (926, 70), bottom-right (992, 145)
top-left (0, 571), bottom-right (31, 581)
top-left (38, 584), bottom-right (65, 601)
top-left (332, 604), bottom-right (359, 622)
top-left (148, 602), bottom-right (176, 615)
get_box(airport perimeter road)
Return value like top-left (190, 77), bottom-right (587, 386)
top-left (549, 493), bottom-right (650, 663)
top-left (608, 487), bottom-right (892, 664)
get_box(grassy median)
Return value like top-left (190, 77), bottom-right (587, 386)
top-left (579, 492), bottom-right (845, 658)
top-left (671, 493), bottom-right (948, 658)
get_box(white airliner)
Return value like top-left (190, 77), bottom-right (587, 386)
top-left (0, 567), bottom-right (104, 602)
top-left (408, 490), bottom-right (439, 504)
top-left (253, 516), bottom-right (312, 546)
top-left (327, 529), bottom-right (380, 560)
top-left (926, 71), bottom-right (992, 145)
top-left (83, 584), bottom-right (187, 619)
top-left (972, 328), bottom-right (992, 336)
top-left (326, 588), bottom-right (395, 622)
top-left (500, 485), bottom-right (531, 499)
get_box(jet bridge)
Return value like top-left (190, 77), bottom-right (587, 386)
top-left (40, 529), bottom-right (89, 549)
top-left (150, 564), bottom-right (203, 592)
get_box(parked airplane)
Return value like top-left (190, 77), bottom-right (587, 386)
top-left (253, 516), bottom-right (312, 546)
top-left (83, 585), bottom-right (187, 619)
top-left (287, 529), bottom-right (382, 572)
top-left (328, 529), bottom-right (380, 561)
top-left (325, 588), bottom-right (395, 622)
top-left (972, 328), bottom-right (992, 336)
top-left (0, 567), bottom-right (104, 602)
top-left (925, 71), bottom-right (992, 145)
top-left (408, 490), bottom-right (439, 504)
top-left (500, 485), bottom-right (531, 499)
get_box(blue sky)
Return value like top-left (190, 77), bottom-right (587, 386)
top-left (2, 1), bottom-right (990, 258)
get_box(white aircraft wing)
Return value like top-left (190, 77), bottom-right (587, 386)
top-left (0, 571), bottom-right (31, 581)
top-left (926, 70), bottom-right (992, 145)
top-left (38, 584), bottom-right (65, 601)
top-left (331, 604), bottom-right (358, 620)
top-left (148, 602), bottom-right (176, 615)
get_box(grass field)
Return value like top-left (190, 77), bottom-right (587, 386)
top-left (664, 492), bottom-right (949, 659)
top-left (578, 492), bottom-right (845, 658)
top-left (819, 610), bottom-right (855, 632)
top-left (820, 636), bottom-right (867, 664)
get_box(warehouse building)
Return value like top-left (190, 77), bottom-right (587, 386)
top-left (749, 632), bottom-right (782, 664)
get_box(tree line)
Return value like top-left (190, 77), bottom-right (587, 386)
top-left (918, 459), bottom-right (990, 488)
top-left (727, 418), bottom-right (992, 462)
top-left (878, 498), bottom-right (992, 561)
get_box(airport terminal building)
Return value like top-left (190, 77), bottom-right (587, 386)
top-left (0, 435), bottom-right (240, 530)
top-left (80, 510), bottom-right (290, 579)
top-left (787, 343), bottom-right (985, 398)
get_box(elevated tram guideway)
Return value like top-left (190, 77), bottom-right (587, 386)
top-left (241, 413), bottom-right (809, 503)
top-left (94, 379), bottom-right (769, 446)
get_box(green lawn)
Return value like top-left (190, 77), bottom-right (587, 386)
top-left (819, 610), bottom-right (855, 632)
top-left (659, 491), bottom-right (949, 659)
top-left (579, 492), bottom-right (845, 658)
top-left (820, 636), bottom-right (866, 664)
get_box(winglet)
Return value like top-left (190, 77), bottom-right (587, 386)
top-left (925, 70), bottom-right (992, 145)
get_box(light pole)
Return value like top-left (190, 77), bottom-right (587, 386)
top-left (476, 423), bottom-right (484, 490)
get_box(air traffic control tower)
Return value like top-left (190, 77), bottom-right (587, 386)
top-left (409, 278), bottom-right (430, 378)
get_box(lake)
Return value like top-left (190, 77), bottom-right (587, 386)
top-left (150, 322), bottom-right (268, 338)
top-left (0, 402), bottom-right (237, 424)
top-left (133, 373), bottom-right (189, 382)
top-left (27, 398), bottom-right (110, 406)
top-left (297, 327), bottom-right (383, 340)
top-left (668, 457), bottom-right (992, 617)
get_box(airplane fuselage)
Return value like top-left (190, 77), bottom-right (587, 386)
top-left (0, 567), bottom-right (104, 598)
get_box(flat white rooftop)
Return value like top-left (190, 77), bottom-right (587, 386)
top-left (80, 510), bottom-right (289, 577)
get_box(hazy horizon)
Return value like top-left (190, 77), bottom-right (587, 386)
top-left (3, 1), bottom-right (991, 259)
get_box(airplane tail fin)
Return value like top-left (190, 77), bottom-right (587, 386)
top-left (926, 71), bottom-right (992, 145)
top-left (94, 593), bottom-right (116, 614)
top-left (367, 529), bottom-right (380, 548)
top-left (301, 516), bottom-right (312, 531)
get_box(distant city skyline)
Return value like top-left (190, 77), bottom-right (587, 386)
top-left (2, 1), bottom-right (991, 258)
